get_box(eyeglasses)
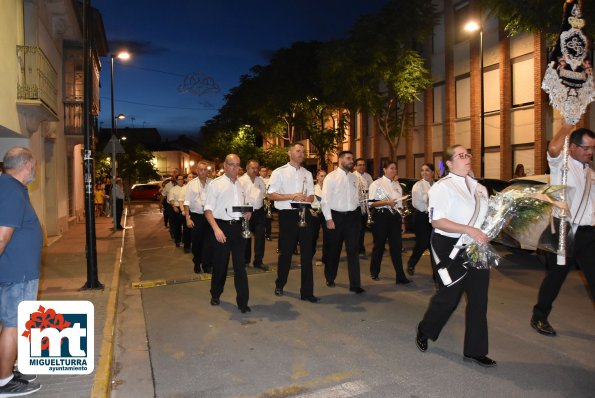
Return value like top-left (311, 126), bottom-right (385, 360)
top-left (452, 153), bottom-right (472, 160)
top-left (576, 144), bottom-right (594, 151)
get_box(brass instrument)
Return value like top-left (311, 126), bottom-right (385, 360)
top-left (358, 178), bottom-right (373, 227)
top-left (240, 192), bottom-right (252, 239)
top-left (264, 185), bottom-right (273, 219)
top-left (375, 185), bottom-right (411, 217)
top-left (298, 177), bottom-right (308, 228)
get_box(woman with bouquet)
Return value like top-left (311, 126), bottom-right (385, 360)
top-left (415, 145), bottom-right (496, 367)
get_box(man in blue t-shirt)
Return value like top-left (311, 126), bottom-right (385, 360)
top-left (0, 147), bottom-right (42, 395)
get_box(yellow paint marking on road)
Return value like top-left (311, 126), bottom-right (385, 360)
top-left (291, 355), bottom-right (309, 380)
top-left (91, 209), bottom-right (128, 398)
top-left (131, 267), bottom-right (276, 288)
top-left (253, 371), bottom-right (355, 398)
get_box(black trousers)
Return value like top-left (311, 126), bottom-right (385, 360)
top-left (210, 220), bottom-right (249, 307)
top-left (162, 198), bottom-right (170, 227)
top-left (311, 211), bottom-right (329, 265)
top-left (358, 212), bottom-right (367, 254)
top-left (265, 211), bottom-right (272, 238)
top-left (276, 210), bottom-right (314, 296)
top-left (171, 208), bottom-right (183, 244)
top-left (408, 211), bottom-right (432, 269)
top-left (182, 213), bottom-right (192, 250)
top-left (325, 209), bottom-right (362, 288)
top-left (370, 209), bottom-right (406, 280)
top-left (419, 234), bottom-right (490, 357)
top-left (115, 198), bottom-right (124, 228)
top-left (190, 212), bottom-right (213, 271)
top-left (533, 224), bottom-right (595, 321)
top-left (245, 208), bottom-right (266, 266)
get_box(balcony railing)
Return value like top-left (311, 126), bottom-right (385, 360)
top-left (64, 101), bottom-right (83, 135)
top-left (17, 45), bottom-right (58, 114)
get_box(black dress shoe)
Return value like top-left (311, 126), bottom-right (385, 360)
top-left (254, 264), bottom-right (270, 271)
top-left (371, 275), bottom-right (380, 281)
top-left (274, 288), bottom-right (283, 296)
top-left (464, 355), bottom-right (497, 367)
top-left (210, 297), bottom-right (220, 306)
top-left (184, 248), bottom-right (192, 253)
top-left (406, 266), bottom-right (415, 276)
top-left (239, 305), bottom-right (252, 313)
top-left (301, 295), bottom-right (320, 303)
top-left (326, 281), bottom-right (336, 287)
top-left (530, 317), bottom-right (557, 336)
top-left (193, 264), bottom-right (201, 274)
top-left (416, 323), bottom-right (428, 352)
top-left (349, 287), bottom-right (365, 294)
top-left (203, 267), bottom-right (212, 274)
top-left (396, 278), bottom-right (412, 285)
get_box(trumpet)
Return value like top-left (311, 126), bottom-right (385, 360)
top-left (298, 177), bottom-right (308, 228)
top-left (264, 186), bottom-right (273, 219)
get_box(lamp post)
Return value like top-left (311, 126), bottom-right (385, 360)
top-left (465, 20), bottom-right (485, 177)
top-left (110, 52), bottom-right (129, 229)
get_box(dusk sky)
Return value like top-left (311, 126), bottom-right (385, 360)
top-left (94, 0), bottom-right (391, 140)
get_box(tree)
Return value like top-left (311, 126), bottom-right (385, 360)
top-left (321, 0), bottom-right (437, 160)
top-left (95, 143), bottom-right (159, 186)
top-left (480, 0), bottom-right (595, 39)
top-left (297, 97), bottom-right (348, 170)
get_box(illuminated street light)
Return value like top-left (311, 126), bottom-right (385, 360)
top-left (110, 51), bottom-right (130, 229)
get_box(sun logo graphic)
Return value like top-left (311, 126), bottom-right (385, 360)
top-left (18, 301), bottom-right (94, 375)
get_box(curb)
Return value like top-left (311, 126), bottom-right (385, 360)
top-left (90, 209), bottom-right (128, 398)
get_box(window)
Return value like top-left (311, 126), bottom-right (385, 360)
top-left (512, 54), bottom-right (534, 106)
top-left (455, 74), bottom-right (470, 118)
top-left (454, 2), bottom-right (470, 44)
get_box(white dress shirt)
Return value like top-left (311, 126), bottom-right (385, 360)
top-left (353, 170), bottom-right (370, 191)
top-left (369, 176), bottom-right (403, 210)
top-left (239, 174), bottom-right (266, 210)
top-left (320, 168), bottom-right (359, 220)
top-left (161, 180), bottom-right (174, 198)
top-left (184, 177), bottom-right (211, 214)
top-left (204, 175), bottom-right (247, 220)
top-left (268, 163), bottom-right (314, 210)
top-left (548, 152), bottom-right (594, 227)
top-left (167, 185), bottom-right (184, 207)
top-left (428, 173), bottom-right (488, 239)
top-left (312, 183), bottom-right (323, 210)
top-left (412, 179), bottom-right (433, 213)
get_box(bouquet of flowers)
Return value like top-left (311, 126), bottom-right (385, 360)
top-left (462, 184), bottom-right (566, 269)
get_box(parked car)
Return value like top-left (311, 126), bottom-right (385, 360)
top-left (509, 174), bottom-right (549, 186)
top-left (130, 183), bottom-right (161, 201)
top-left (477, 178), bottom-right (511, 196)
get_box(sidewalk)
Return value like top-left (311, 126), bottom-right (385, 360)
top-left (33, 214), bottom-right (126, 397)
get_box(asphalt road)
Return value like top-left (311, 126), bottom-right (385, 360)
top-left (112, 203), bottom-right (595, 398)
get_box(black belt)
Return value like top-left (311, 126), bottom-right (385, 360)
top-left (216, 218), bottom-right (242, 225)
top-left (331, 209), bottom-right (359, 215)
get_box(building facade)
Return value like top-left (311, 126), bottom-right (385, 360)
top-left (0, 0), bottom-right (107, 241)
top-left (283, 0), bottom-right (593, 180)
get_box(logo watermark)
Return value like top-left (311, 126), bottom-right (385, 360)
top-left (18, 301), bottom-right (94, 375)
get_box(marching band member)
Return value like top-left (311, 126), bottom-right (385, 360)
top-left (368, 161), bottom-right (410, 284)
top-left (353, 158), bottom-right (372, 256)
top-left (407, 163), bottom-right (435, 276)
top-left (416, 145), bottom-right (495, 367)
top-left (311, 169), bottom-right (328, 266)
top-left (204, 154), bottom-right (252, 313)
top-left (184, 161), bottom-right (213, 274)
top-left (240, 159), bottom-right (269, 270)
top-left (320, 151), bottom-right (365, 293)
top-left (268, 143), bottom-right (319, 303)
top-left (260, 166), bottom-right (273, 241)
top-left (168, 174), bottom-right (185, 247)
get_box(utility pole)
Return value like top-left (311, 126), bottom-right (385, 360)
top-left (81, 0), bottom-right (103, 290)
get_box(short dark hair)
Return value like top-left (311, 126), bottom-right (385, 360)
top-left (338, 150), bottom-right (353, 158)
top-left (382, 160), bottom-right (397, 170)
top-left (288, 142), bottom-right (304, 150)
top-left (246, 159), bottom-right (259, 167)
top-left (355, 158), bottom-right (365, 164)
top-left (570, 128), bottom-right (595, 146)
top-left (422, 162), bottom-right (435, 172)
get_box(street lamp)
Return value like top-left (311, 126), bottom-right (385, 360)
top-left (465, 20), bottom-right (485, 177)
top-left (110, 51), bottom-right (130, 229)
